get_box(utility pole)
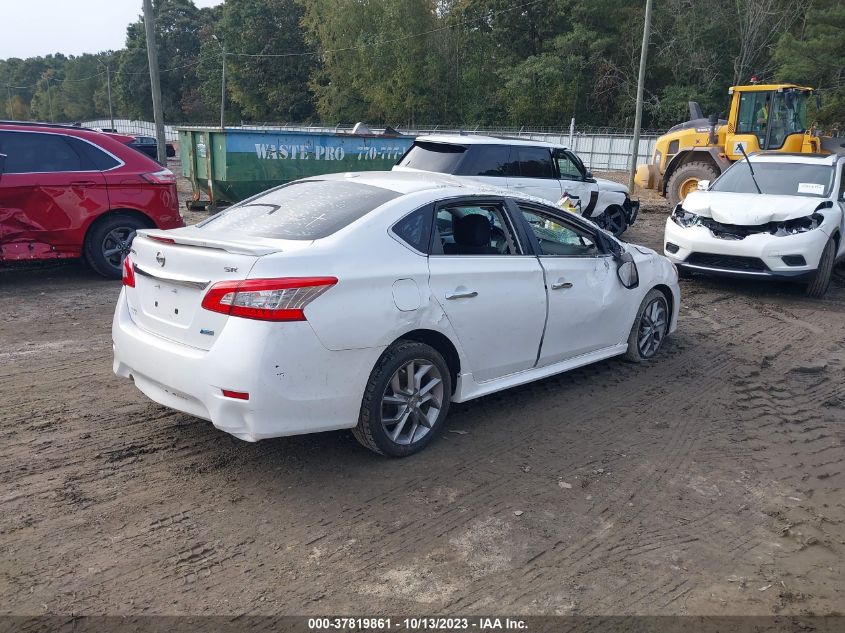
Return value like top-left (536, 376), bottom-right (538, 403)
top-left (98, 57), bottom-right (115, 131)
top-left (45, 77), bottom-right (53, 122)
top-left (628, 0), bottom-right (653, 193)
top-left (143, 0), bottom-right (167, 165)
top-left (212, 34), bottom-right (226, 129)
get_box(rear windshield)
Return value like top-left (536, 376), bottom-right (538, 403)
top-left (711, 161), bottom-right (834, 197)
top-left (396, 141), bottom-right (466, 173)
top-left (197, 180), bottom-right (400, 240)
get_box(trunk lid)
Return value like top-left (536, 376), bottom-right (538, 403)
top-left (125, 228), bottom-right (309, 350)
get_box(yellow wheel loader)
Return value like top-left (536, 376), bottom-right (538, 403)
top-left (635, 84), bottom-right (844, 207)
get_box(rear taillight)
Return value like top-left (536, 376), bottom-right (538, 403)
top-left (122, 256), bottom-right (135, 287)
top-left (147, 235), bottom-right (176, 244)
top-left (141, 169), bottom-right (176, 185)
top-left (201, 277), bottom-right (337, 322)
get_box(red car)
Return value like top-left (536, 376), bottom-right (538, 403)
top-left (0, 121), bottom-right (183, 278)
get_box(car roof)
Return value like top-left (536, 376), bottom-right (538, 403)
top-left (310, 170), bottom-right (553, 205)
top-left (747, 152), bottom-right (840, 166)
top-left (414, 134), bottom-right (566, 149)
top-left (0, 121), bottom-right (135, 144)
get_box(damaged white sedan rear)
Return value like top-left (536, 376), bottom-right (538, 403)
top-left (113, 171), bottom-right (679, 456)
top-left (664, 152), bottom-right (845, 297)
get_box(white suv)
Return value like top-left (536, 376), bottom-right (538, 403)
top-left (393, 134), bottom-right (639, 236)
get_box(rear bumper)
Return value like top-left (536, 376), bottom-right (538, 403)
top-left (663, 218), bottom-right (829, 280)
top-left (112, 290), bottom-right (384, 441)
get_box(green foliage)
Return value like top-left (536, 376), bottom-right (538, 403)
top-left (1, 0), bottom-right (842, 130)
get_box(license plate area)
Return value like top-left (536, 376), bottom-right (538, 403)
top-left (138, 280), bottom-right (200, 329)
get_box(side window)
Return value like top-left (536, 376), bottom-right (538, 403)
top-left (0, 131), bottom-right (85, 173)
top-left (392, 205), bottom-right (432, 253)
top-left (456, 145), bottom-right (514, 177)
top-left (554, 149), bottom-right (584, 180)
top-left (65, 137), bottom-right (119, 170)
top-left (434, 203), bottom-right (520, 256)
top-left (514, 146), bottom-right (555, 179)
top-left (519, 206), bottom-right (599, 257)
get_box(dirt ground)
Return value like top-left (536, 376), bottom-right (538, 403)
top-left (1, 166), bottom-right (844, 617)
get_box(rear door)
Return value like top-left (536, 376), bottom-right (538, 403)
top-left (427, 198), bottom-right (547, 383)
top-left (0, 130), bottom-right (109, 259)
top-left (506, 145), bottom-right (563, 203)
top-left (454, 144), bottom-right (513, 190)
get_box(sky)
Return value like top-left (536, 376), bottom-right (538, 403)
top-left (0, 0), bottom-right (224, 60)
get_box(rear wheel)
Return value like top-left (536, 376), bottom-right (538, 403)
top-left (84, 214), bottom-right (148, 279)
top-left (806, 238), bottom-right (835, 298)
top-left (353, 341), bottom-right (451, 457)
top-left (624, 289), bottom-right (670, 362)
top-left (666, 161), bottom-right (720, 207)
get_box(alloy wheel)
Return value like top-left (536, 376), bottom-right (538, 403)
top-left (380, 359), bottom-right (444, 446)
top-left (637, 297), bottom-right (668, 358)
top-left (102, 227), bottom-right (137, 269)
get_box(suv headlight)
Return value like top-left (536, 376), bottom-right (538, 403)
top-left (771, 213), bottom-right (824, 236)
top-left (671, 205), bottom-right (700, 228)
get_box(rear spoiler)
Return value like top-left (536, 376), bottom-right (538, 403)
top-left (137, 229), bottom-right (287, 257)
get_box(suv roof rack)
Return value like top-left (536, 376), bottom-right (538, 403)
top-left (0, 120), bottom-right (91, 131)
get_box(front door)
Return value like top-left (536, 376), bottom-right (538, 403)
top-left (428, 199), bottom-right (547, 383)
top-left (514, 203), bottom-right (630, 363)
top-left (553, 149), bottom-right (594, 215)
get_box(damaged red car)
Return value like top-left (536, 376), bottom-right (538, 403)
top-left (0, 122), bottom-right (183, 278)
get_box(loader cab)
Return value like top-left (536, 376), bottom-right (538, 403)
top-left (727, 85), bottom-right (814, 158)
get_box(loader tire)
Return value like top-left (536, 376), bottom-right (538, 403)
top-left (666, 162), bottom-right (720, 207)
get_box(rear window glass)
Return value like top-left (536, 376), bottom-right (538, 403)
top-left (198, 180), bottom-right (400, 240)
top-left (396, 141), bottom-right (466, 173)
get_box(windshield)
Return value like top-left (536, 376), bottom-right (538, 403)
top-left (711, 161), bottom-right (834, 198)
top-left (735, 89), bottom-right (810, 149)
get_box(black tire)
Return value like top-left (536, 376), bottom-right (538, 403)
top-left (624, 289), bottom-right (671, 362)
top-left (84, 214), bottom-right (148, 279)
top-left (806, 238), bottom-right (835, 298)
top-left (353, 340), bottom-right (452, 457)
top-left (601, 205), bottom-right (628, 237)
top-left (666, 161), bottom-right (720, 207)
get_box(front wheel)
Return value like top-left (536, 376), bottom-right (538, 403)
top-left (806, 238), bottom-right (835, 298)
top-left (84, 214), bottom-right (148, 279)
top-left (624, 289), bottom-right (671, 362)
top-left (600, 205), bottom-right (628, 237)
top-left (353, 341), bottom-right (452, 457)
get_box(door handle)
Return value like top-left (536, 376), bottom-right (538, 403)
top-left (550, 281), bottom-right (573, 290)
top-left (446, 290), bottom-right (478, 300)
top-left (70, 180), bottom-right (97, 186)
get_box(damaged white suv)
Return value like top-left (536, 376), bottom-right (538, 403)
top-left (394, 135), bottom-right (639, 236)
top-left (664, 152), bottom-right (845, 297)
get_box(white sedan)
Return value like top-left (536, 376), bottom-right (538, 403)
top-left (113, 172), bottom-right (679, 456)
top-left (664, 152), bottom-right (845, 297)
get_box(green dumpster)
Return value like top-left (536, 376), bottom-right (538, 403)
top-left (177, 126), bottom-right (414, 207)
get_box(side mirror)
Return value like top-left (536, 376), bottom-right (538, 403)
top-left (697, 179), bottom-right (710, 191)
top-left (584, 170), bottom-right (593, 179)
top-left (616, 251), bottom-right (639, 289)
